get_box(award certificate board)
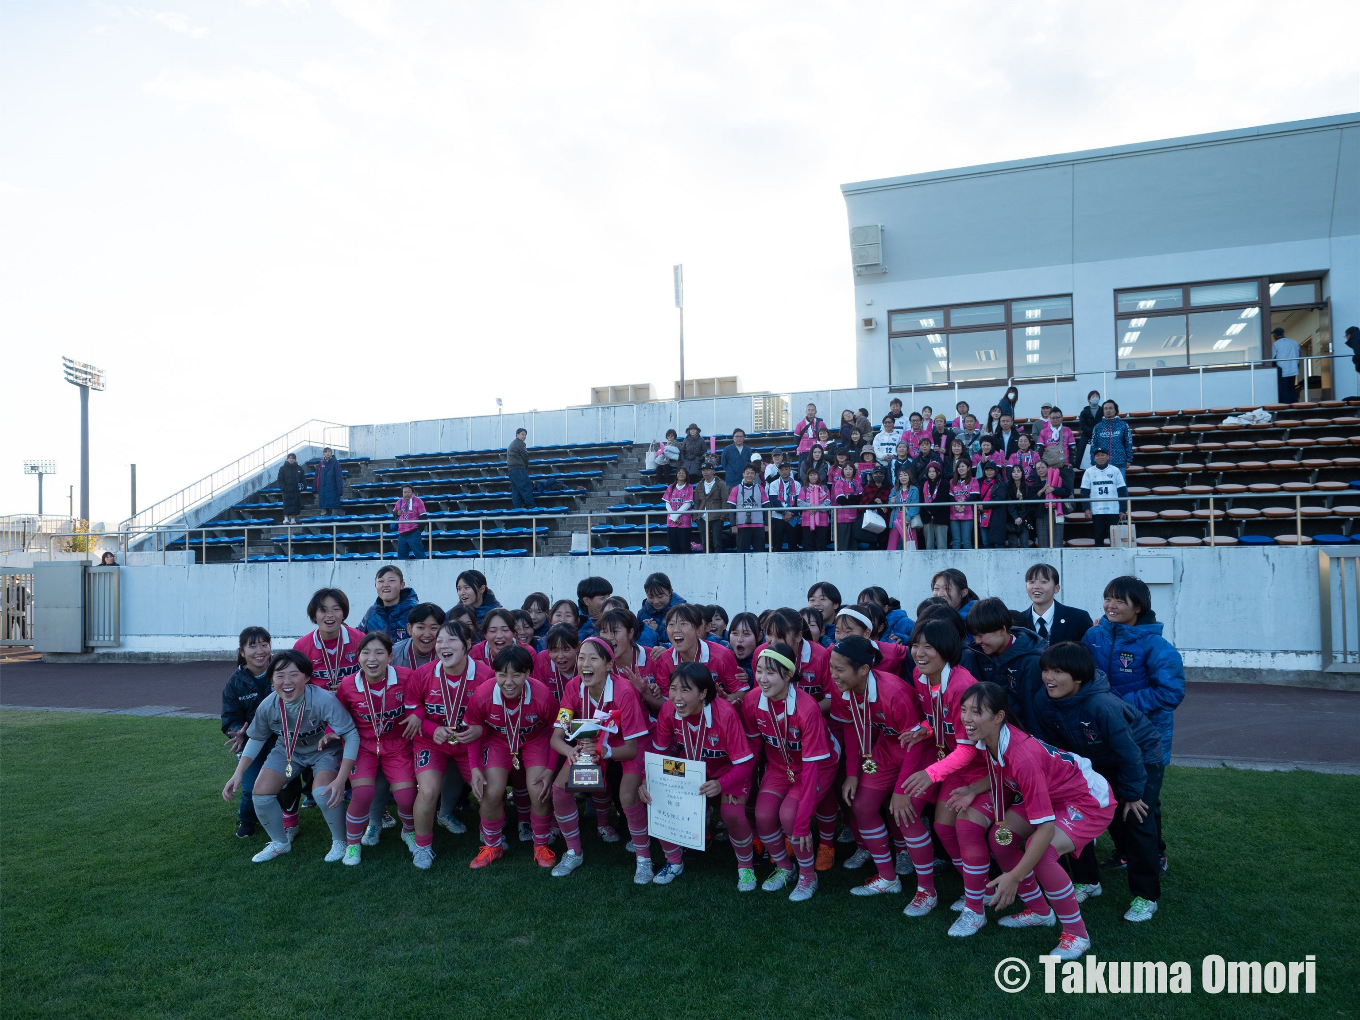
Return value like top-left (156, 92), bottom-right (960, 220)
top-left (644, 751), bottom-right (707, 850)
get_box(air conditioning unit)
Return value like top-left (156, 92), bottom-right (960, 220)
top-left (861, 317), bottom-right (877, 330)
top-left (850, 224), bottom-right (886, 275)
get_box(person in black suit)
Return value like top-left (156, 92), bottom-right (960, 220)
top-left (992, 413), bottom-right (1022, 458)
top-left (1022, 562), bottom-right (1093, 644)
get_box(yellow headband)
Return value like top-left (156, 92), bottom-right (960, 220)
top-left (758, 647), bottom-right (796, 672)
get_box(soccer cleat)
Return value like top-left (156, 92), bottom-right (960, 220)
top-left (652, 863), bottom-right (685, 885)
top-left (324, 840), bottom-right (346, 863)
top-left (1124, 897), bottom-right (1159, 922)
top-left (902, 891), bottom-right (938, 917)
top-left (342, 844), bottom-right (362, 866)
top-left (401, 831), bottom-right (418, 854)
top-left (851, 875), bottom-right (902, 897)
top-left (894, 850), bottom-right (913, 876)
top-left (1074, 882), bottom-right (1103, 903)
top-left (361, 823), bottom-right (381, 847)
top-left (842, 848), bottom-right (872, 870)
top-left (752, 837), bottom-right (765, 859)
top-left (947, 908), bottom-right (987, 937)
top-left (761, 866), bottom-right (796, 892)
top-left (788, 875), bottom-right (818, 902)
top-left (518, 820), bottom-right (533, 842)
top-left (815, 844), bottom-right (836, 871)
top-left (633, 858), bottom-right (655, 885)
top-left (949, 895), bottom-right (967, 912)
top-left (551, 850), bottom-right (584, 877)
top-left (284, 826), bottom-right (298, 844)
top-left (436, 812), bottom-right (467, 835)
top-left (469, 844), bottom-right (504, 869)
top-left (597, 825), bottom-right (621, 843)
top-left (533, 845), bottom-right (557, 869)
top-left (251, 840), bottom-right (291, 863)
top-left (413, 846), bottom-right (435, 870)
top-left (624, 842), bottom-right (636, 853)
top-left (836, 826), bottom-right (856, 844)
top-left (301, 794), bottom-right (317, 809)
top-left (1100, 851), bottom-right (1127, 870)
top-left (235, 821), bottom-right (256, 839)
top-left (380, 810), bottom-right (397, 830)
top-left (998, 908), bottom-right (1056, 928)
top-left (1051, 932), bottom-right (1091, 961)
top-left (737, 868), bottom-right (758, 892)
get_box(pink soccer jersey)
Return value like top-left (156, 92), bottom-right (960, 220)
top-left (651, 640), bottom-right (742, 697)
top-left (295, 625), bottom-right (365, 691)
top-left (651, 697), bottom-right (754, 793)
top-left (333, 665), bottom-right (414, 750)
top-left (836, 671), bottom-right (926, 785)
top-left (753, 639), bottom-right (834, 706)
top-left (912, 663), bottom-right (980, 755)
top-left (464, 677), bottom-right (559, 761)
top-left (872, 639), bottom-right (909, 678)
top-left (740, 684), bottom-right (836, 779)
top-left (532, 648), bottom-right (574, 701)
top-left (985, 724), bottom-right (1112, 825)
top-left (557, 675), bottom-right (651, 758)
top-left (406, 657), bottom-right (494, 737)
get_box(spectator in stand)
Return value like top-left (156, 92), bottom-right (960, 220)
top-left (854, 407), bottom-right (872, 437)
top-left (276, 452), bottom-right (306, 525)
top-left (976, 461), bottom-right (1007, 548)
top-left (1034, 444), bottom-right (1071, 548)
top-left (837, 409), bottom-right (856, 445)
top-left (314, 447), bottom-right (343, 517)
top-left (860, 465), bottom-right (891, 550)
top-left (1002, 464), bottom-right (1038, 548)
top-left (506, 427), bottom-right (538, 511)
top-left (763, 448), bottom-right (788, 485)
top-left (954, 413), bottom-right (983, 456)
top-left (919, 462), bottom-right (950, 550)
top-left (984, 405), bottom-right (1003, 434)
top-left (1091, 399), bottom-right (1134, 470)
top-left (904, 412), bottom-right (929, 455)
top-left (841, 427), bottom-right (869, 463)
top-left (678, 423), bottom-right (706, 479)
top-left (885, 440), bottom-right (913, 488)
top-left (100, 551), bottom-right (118, 565)
top-left (359, 565), bottom-right (419, 639)
top-left (950, 400), bottom-right (970, 430)
top-left (855, 449), bottom-right (879, 481)
top-left (911, 436), bottom-right (941, 481)
top-left (768, 459), bottom-right (803, 552)
top-left (1077, 390), bottom-right (1102, 467)
top-left (1080, 447), bottom-right (1129, 548)
top-left (1036, 407), bottom-right (1076, 466)
top-left (941, 436), bottom-right (967, 480)
top-left (1271, 326), bottom-right (1301, 404)
top-left (929, 413), bottom-right (952, 453)
top-left (799, 443), bottom-right (830, 488)
top-left (993, 412), bottom-right (1021, 457)
top-left (392, 484), bottom-right (427, 559)
top-left (794, 404), bottom-right (827, 455)
top-left (972, 436), bottom-right (1004, 478)
top-left (662, 467), bottom-right (695, 554)
top-left (1345, 326), bottom-right (1360, 383)
top-left (814, 424), bottom-right (834, 454)
top-left (638, 572), bottom-right (685, 648)
top-left (947, 458), bottom-right (980, 549)
top-left (693, 456), bottom-right (729, 554)
top-left (1008, 431), bottom-right (1041, 480)
top-left (997, 385), bottom-right (1020, 420)
top-left (656, 428), bottom-right (680, 484)
top-left (886, 466), bottom-right (919, 551)
top-left (872, 413), bottom-right (904, 462)
top-left (832, 462), bottom-right (863, 550)
top-left (888, 397), bottom-right (905, 421)
top-left (800, 467), bottom-right (831, 551)
top-left (719, 428), bottom-right (753, 487)
top-left (456, 569), bottom-right (502, 626)
top-left (729, 463), bottom-right (767, 553)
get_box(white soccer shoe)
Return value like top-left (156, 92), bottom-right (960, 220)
top-left (1051, 933), bottom-right (1091, 961)
top-left (761, 866), bottom-right (796, 892)
top-left (551, 850), bottom-right (584, 877)
top-left (361, 823), bottom-right (381, 847)
top-left (902, 891), bottom-right (938, 917)
top-left (633, 858), bottom-right (655, 885)
top-left (842, 848), bottom-right (872, 870)
top-left (324, 840), bottom-right (346, 863)
top-left (436, 813), bottom-right (467, 835)
top-left (788, 875), bottom-right (819, 902)
top-left (947, 908), bottom-right (987, 937)
top-left (894, 850), bottom-right (913, 876)
top-left (342, 845), bottom-right (362, 866)
top-left (251, 841), bottom-right (291, 864)
top-left (1074, 882), bottom-right (1102, 903)
top-left (998, 908), bottom-right (1056, 928)
top-left (518, 820), bottom-right (533, 842)
top-left (401, 831), bottom-right (419, 854)
top-left (851, 876), bottom-right (902, 896)
top-left (413, 846), bottom-right (436, 870)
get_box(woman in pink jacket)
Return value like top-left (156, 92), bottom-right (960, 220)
top-left (832, 463), bottom-right (862, 551)
top-left (663, 467), bottom-right (695, 554)
top-left (799, 467), bottom-right (831, 551)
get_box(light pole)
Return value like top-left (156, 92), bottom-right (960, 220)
top-left (62, 356), bottom-right (106, 524)
top-left (495, 397), bottom-right (503, 446)
top-left (23, 460), bottom-right (56, 515)
top-left (673, 264), bottom-right (685, 400)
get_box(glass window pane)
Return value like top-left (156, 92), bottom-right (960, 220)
top-left (889, 309), bottom-right (944, 332)
top-left (1190, 280), bottom-right (1259, 306)
top-left (1269, 279), bottom-right (1321, 306)
top-left (1117, 287), bottom-right (1182, 313)
top-left (890, 333), bottom-right (948, 385)
top-left (948, 329), bottom-right (1008, 382)
top-left (1116, 315), bottom-right (1187, 371)
top-left (1188, 307), bottom-right (1261, 367)
top-left (1012, 323), bottom-right (1074, 377)
top-left (948, 303), bottom-right (1006, 327)
top-left (1012, 295), bottom-right (1072, 322)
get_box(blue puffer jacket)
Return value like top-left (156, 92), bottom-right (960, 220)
top-left (1082, 611), bottom-right (1184, 764)
top-left (358, 586), bottom-right (420, 640)
top-left (883, 608), bottom-right (913, 644)
top-left (637, 593), bottom-right (686, 649)
top-left (473, 597), bottom-right (503, 627)
top-left (314, 456), bottom-right (344, 509)
top-left (1028, 673), bottom-right (1164, 801)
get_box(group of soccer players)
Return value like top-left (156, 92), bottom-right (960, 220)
top-left (221, 563), bottom-right (1184, 962)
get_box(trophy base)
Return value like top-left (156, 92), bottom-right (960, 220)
top-left (566, 763), bottom-right (606, 791)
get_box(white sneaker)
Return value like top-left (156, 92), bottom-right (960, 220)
top-left (400, 831), bottom-right (418, 854)
top-left (842, 848), bottom-right (872, 870)
top-left (324, 839), bottom-right (346, 863)
top-left (551, 850), bottom-right (584, 877)
top-left (1052, 932), bottom-right (1091, 960)
top-left (436, 813), bottom-right (467, 835)
top-left (651, 863), bottom-right (684, 885)
top-left (761, 866), bottom-right (795, 892)
top-left (1124, 897), bottom-right (1158, 922)
top-left (947, 908), bottom-right (987, 937)
top-left (633, 858), bottom-right (655, 885)
top-left (361, 823), bottom-right (381, 847)
top-left (737, 868), bottom-right (757, 892)
top-left (413, 846), bottom-right (435, 870)
top-left (380, 811), bottom-right (397, 829)
top-left (284, 826), bottom-right (298, 844)
top-left (903, 890), bottom-right (938, 917)
top-left (597, 825), bottom-right (620, 843)
top-left (851, 875), bottom-right (901, 896)
top-left (251, 840), bottom-right (291, 863)
top-left (998, 908), bottom-right (1056, 928)
top-left (894, 850), bottom-right (912, 875)
top-left (949, 895), bottom-right (967, 912)
top-left (518, 820), bottom-right (533, 842)
top-left (1074, 882), bottom-right (1102, 903)
top-left (342, 844), bottom-right (362, 866)
top-left (788, 875), bottom-right (818, 902)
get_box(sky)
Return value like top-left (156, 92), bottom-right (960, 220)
top-left (2, 0), bottom-right (1358, 526)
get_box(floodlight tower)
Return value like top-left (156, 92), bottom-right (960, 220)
top-left (23, 460), bottom-right (57, 515)
top-left (62, 357), bottom-right (106, 524)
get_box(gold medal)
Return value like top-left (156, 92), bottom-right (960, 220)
top-left (994, 825), bottom-right (1013, 846)
top-left (785, 766), bottom-right (796, 782)
top-left (511, 752), bottom-right (521, 771)
top-left (861, 757), bottom-right (879, 775)
top-left (936, 748), bottom-right (947, 762)
top-left (284, 760), bottom-right (294, 779)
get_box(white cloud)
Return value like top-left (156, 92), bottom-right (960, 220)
top-left (124, 6), bottom-right (209, 38)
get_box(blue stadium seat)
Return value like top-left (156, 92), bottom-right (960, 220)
top-left (1313, 534), bottom-right (1353, 544)
top-left (1238, 535), bottom-right (1274, 545)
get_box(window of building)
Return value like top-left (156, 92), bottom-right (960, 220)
top-left (887, 295), bottom-right (1073, 387)
top-left (1114, 279), bottom-right (1265, 371)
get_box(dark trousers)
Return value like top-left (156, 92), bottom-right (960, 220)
top-left (835, 520), bottom-right (856, 550)
top-left (1277, 369), bottom-right (1298, 404)
top-left (698, 514), bottom-right (724, 553)
top-left (508, 468), bottom-right (538, 509)
top-left (771, 518), bottom-right (801, 551)
top-left (396, 530), bottom-right (425, 559)
top-left (1092, 513), bottom-right (1119, 548)
top-left (666, 526), bottom-right (691, 553)
top-left (1070, 763), bottom-right (1163, 901)
top-left (736, 527), bottom-right (765, 553)
top-left (803, 525), bottom-right (829, 551)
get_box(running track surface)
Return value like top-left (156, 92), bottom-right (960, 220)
top-left (1, 661), bottom-right (1357, 770)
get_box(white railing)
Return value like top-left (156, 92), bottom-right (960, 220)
top-left (0, 515), bottom-right (80, 555)
top-left (119, 420), bottom-right (350, 535)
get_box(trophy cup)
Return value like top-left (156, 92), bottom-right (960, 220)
top-left (560, 711), bottom-right (608, 791)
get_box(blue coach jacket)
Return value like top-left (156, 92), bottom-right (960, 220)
top-left (1082, 611), bottom-right (1185, 765)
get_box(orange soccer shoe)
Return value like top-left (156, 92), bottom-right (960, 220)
top-left (469, 844), bottom-right (505, 869)
top-left (815, 844), bottom-right (836, 872)
top-left (533, 845), bottom-right (557, 869)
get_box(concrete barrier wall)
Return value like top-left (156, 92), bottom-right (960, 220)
top-left (107, 547), bottom-right (1324, 673)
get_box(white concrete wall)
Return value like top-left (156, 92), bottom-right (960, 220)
top-left (109, 547), bottom-right (1327, 671)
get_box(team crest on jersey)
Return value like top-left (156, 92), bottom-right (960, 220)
top-left (1066, 804), bottom-right (1084, 823)
top-left (707, 735), bottom-right (720, 747)
top-left (1117, 651), bottom-right (1135, 671)
top-left (1080, 723), bottom-right (1100, 743)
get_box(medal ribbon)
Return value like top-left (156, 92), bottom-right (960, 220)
top-left (503, 690), bottom-right (526, 763)
top-left (680, 711), bottom-right (706, 761)
top-left (318, 629), bottom-right (345, 690)
top-left (849, 689), bottom-right (874, 766)
top-left (278, 689), bottom-right (305, 763)
top-left (930, 683), bottom-right (948, 758)
top-left (361, 670), bottom-right (389, 754)
top-left (439, 659), bottom-right (471, 733)
top-left (985, 745), bottom-right (1005, 829)
top-left (770, 698), bottom-right (795, 774)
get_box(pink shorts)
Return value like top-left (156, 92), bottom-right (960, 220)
top-left (930, 758), bottom-right (987, 804)
top-left (353, 743), bottom-right (415, 785)
top-left (758, 757), bottom-right (838, 801)
top-left (711, 769), bottom-right (752, 800)
top-left (413, 736), bottom-right (474, 782)
top-left (1052, 796), bottom-right (1116, 855)
top-left (478, 734), bottom-right (555, 773)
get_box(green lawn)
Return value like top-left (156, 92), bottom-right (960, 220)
top-left (1, 710), bottom-right (1357, 1020)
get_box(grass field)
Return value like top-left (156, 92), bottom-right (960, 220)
top-left (1, 710), bottom-right (1357, 1020)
